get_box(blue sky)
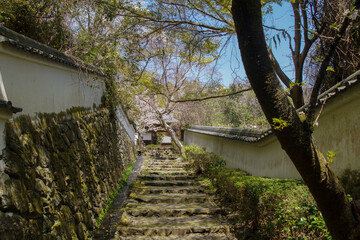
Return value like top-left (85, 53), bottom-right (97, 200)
top-left (219, 1), bottom-right (295, 86)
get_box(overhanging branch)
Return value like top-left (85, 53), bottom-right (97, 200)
top-left (307, 5), bottom-right (357, 124)
top-left (164, 87), bottom-right (252, 103)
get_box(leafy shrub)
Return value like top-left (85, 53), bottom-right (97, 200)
top-left (183, 145), bottom-right (331, 240)
top-left (183, 145), bottom-right (225, 175)
top-left (146, 144), bottom-right (160, 148)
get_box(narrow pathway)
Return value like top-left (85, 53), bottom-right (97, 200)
top-left (113, 147), bottom-right (236, 240)
top-left (92, 155), bottom-right (144, 240)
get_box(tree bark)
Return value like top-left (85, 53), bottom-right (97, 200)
top-left (158, 115), bottom-right (184, 154)
top-left (231, 1), bottom-right (360, 239)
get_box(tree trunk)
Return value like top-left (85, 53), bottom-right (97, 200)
top-left (231, 1), bottom-right (360, 239)
top-left (158, 115), bottom-right (184, 154)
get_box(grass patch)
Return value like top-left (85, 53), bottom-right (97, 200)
top-left (183, 145), bottom-right (332, 240)
top-left (94, 161), bottom-right (135, 228)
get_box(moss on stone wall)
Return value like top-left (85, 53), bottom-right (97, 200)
top-left (0, 108), bottom-right (136, 239)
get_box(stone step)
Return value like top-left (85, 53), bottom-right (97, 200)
top-left (141, 170), bottom-right (189, 175)
top-left (139, 171), bottom-right (192, 176)
top-left (129, 193), bottom-right (211, 204)
top-left (117, 216), bottom-right (231, 236)
top-left (146, 156), bottom-right (178, 160)
top-left (143, 167), bottom-right (187, 172)
top-left (143, 168), bottom-right (188, 172)
top-left (142, 180), bottom-right (198, 187)
top-left (109, 148), bottom-right (236, 240)
top-left (138, 174), bottom-right (197, 181)
top-left (147, 159), bottom-right (185, 163)
top-left (115, 233), bottom-right (236, 240)
top-left (147, 156), bottom-right (182, 162)
top-left (143, 161), bottom-right (184, 165)
top-left (133, 186), bottom-right (206, 195)
top-left (144, 160), bottom-right (184, 165)
top-left (124, 202), bottom-right (222, 217)
top-left (143, 164), bottom-right (188, 168)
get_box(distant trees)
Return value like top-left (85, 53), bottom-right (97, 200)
top-left (0, 0), bottom-right (72, 50)
top-left (174, 86), bottom-right (268, 129)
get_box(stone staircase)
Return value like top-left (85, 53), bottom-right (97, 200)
top-left (113, 147), bottom-right (236, 240)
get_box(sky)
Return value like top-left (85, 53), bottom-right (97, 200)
top-left (219, 1), bottom-right (295, 86)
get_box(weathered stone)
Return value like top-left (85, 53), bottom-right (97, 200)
top-left (28, 198), bottom-right (43, 215)
top-left (0, 211), bottom-right (26, 240)
top-left (64, 125), bottom-right (76, 143)
top-left (74, 212), bottom-right (83, 224)
top-left (7, 179), bottom-right (29, 213)
top-left (37, 148), bottom-right (50, 168)
top-left (113, 147), bottom-right (235, 240)
top-left (52, 191), bottom-right (62, 207)
top-left (3, 151), bottom-right (24, 177)
top-left (76, 222), bottom-right (87, 240)
top-left (0, 159), bottom-right (6, 172)
top-left (42, 214), bottom-right (54, 231)
top-left (0, 172), bottom-right (9, 196)
top-left (0, 108), bottom-right (136, 239)
top-left (35, 178), bottom-right (51, 196)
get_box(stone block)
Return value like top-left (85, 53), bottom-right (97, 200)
top-left (0, 108), bottom-right (136, 239)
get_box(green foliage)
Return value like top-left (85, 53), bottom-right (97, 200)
top-left (146, 144), bottom-right (161, 148)
top-left (94, 161), bottom-right (135, 230)
top-left (0, 0), bottom-right (72, 50)
top-left (183, 145), bottom-right (331, 239)
top-left (326, 66), bottom-right (336, 72)
top-left (156, 132), bottom-right (165, 145)
top-left (183, 145), bottom-right (225, 175)
top-left (326, 150), bottom-right (338, 164)
top-left (272, 117), bottom-right (288, 130)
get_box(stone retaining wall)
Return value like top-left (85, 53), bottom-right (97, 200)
top-left (0, 108), bottom-right (135, 239)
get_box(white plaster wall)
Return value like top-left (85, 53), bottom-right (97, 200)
top-left (162, 136), bottom-right (171, 144)
top-left (143, 133), bottom-right (152, 141)
top-left (116, 107), bottom-right (136, 143)
top-left (184, 131), bottom-right (301, 179)
top-left (313, 83), bottom-right (360, 175)
top-left (184, 83), bottom-right (360, 180)
top-left (0, 44), bottom-right (105, 116)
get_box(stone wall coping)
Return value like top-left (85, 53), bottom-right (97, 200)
top-left (297, 69), bottom-right (360, 113)
top-left (186, 125), bottom-right (272, 143)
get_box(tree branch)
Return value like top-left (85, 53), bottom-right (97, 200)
top-left (292, 0), bottom-right (302, 66)
top-left (267, 45), bottom-right (293, 88)
top-left (307, 10), bottom-right (354, 124)
top-left (164, 87), bottom-right (252, 103)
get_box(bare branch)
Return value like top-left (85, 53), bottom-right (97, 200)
top-left (156, 0), bottom-right (228, 24)
top-left (165, 87), bottom-right (252, 103)
top-left (307, 12), bottom-right (353, 124)
top-left (300, 0), bottom-right (309, 42)
top-left (267, 45), bottom-right (293, 88)
top-left (292, 1), bottom-right (302, 68)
